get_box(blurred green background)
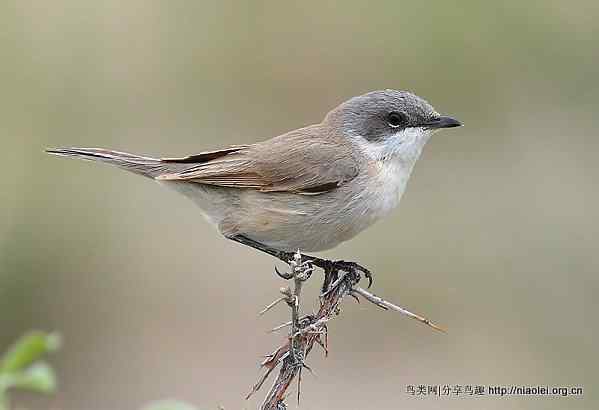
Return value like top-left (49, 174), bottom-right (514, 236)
top-left (1, 1), bottom-right (597, 409)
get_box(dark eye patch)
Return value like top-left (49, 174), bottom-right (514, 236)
top-left (387, 111), bottom-right (408, 128)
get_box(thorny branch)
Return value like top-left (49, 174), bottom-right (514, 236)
top-left (247, 251), bottom-right (444, 410)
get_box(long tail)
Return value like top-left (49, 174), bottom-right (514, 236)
top-left (46, 147), bottom-right (167, 178)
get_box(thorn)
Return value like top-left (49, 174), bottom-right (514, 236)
top-left (259, 296), bottom-right (286, 316)
top-left (315, 335), bottom-right (328, 356)
top-left (268, 321), bottom-right (292, 333)
top-left (302, 362), bottom-right (315, 377)
top-left (419, 317), bottom-right (447, 334)
top-left (325, 326), bottom-right (329, 357)
top-left (297, 366), bottom-right (302, 405)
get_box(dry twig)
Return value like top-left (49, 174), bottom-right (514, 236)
top-left (248, 251), bottom-right (443, 409)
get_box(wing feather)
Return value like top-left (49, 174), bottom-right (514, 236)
top-left (156, 125), bottom-right (359, 194)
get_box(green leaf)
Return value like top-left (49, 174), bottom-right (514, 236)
top-left (0, 331), bottom-right (61, 374)
top-left (7, 362), bottom-right (56, 394)
top-left (0, 392), bottom-right (8, 410)
top-left (141, 399), bottom-right (199, 410)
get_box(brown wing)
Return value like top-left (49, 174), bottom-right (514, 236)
top-left (156, 125), bottom-right (359, 194)
top-left (161, 146), bottom-right (249, 163)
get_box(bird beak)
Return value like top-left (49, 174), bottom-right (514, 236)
top-left (424, 115), bottom-right (462, 129)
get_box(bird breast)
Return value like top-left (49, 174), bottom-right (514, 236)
top-left (349, 157), bottom-right (412, 229)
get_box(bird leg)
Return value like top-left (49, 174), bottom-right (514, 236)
top-left (229, 235), bottom-right (296, 279)
top-left (229, 235), bottom-right (373, 290)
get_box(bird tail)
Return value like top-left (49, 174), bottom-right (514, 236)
top-left (45, 147), bottom-right (167, 178)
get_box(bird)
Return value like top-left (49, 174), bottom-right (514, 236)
top-left (47, 89), bottom-right (461, 287)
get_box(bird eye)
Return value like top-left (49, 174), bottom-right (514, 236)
top-left (387, 111), bottom-right (407, 128)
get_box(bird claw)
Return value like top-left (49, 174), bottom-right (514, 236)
top-left (296, 261), bottom-right (314, 281)
top-left (275, 253), bottom-right (372, 288)
top-left (274, 265), bottom-right (293, 280)
top-left (332, 260), bottom-right (373, 288)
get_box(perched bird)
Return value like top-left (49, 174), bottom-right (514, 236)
top-left (47, 89), bottom-right (461, 286)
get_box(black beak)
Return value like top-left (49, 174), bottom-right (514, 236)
top-left (424, 115), bottom-right (462, 129)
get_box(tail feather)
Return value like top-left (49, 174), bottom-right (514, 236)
top-left (46, 147), bottom-right (167, 178)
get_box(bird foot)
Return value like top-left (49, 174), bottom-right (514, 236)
top-left (274, 254), bottom-right (373, 292)
top-left (320, 259), bottom-right (373, 291)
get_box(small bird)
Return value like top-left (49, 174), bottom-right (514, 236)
top-left (47, 89), bottom-right (461, 286)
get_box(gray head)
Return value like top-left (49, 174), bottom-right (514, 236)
top-left (325, 89), bottom-right (461, 152)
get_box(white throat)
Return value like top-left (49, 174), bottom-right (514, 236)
top-left (361, 127), bottom-right (433, 163)
top-left (351, 127), bottom-right (434, 219)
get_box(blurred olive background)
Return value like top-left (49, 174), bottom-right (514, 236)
top-left (1, 1), bottom-right (597, 409)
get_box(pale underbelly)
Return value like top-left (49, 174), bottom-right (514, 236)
top-left (235, 185), bottom-right (401, 252)
top-left (163, 170), bottom-right (405, 252)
